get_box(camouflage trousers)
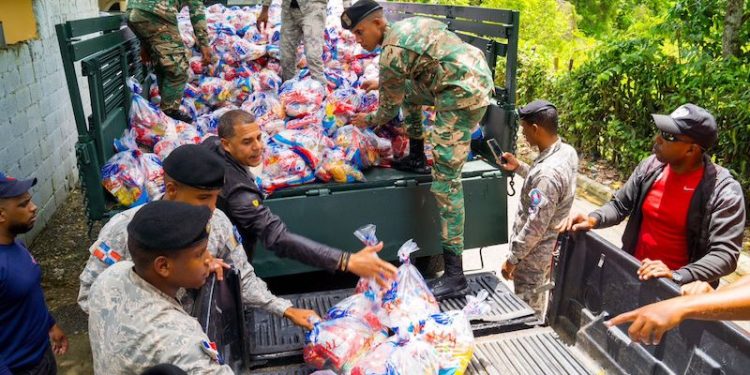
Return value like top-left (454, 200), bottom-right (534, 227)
top-left (128, 9), bottom-right (189, 113)
top-left (514, 238), bottom-right (556, 318)
top-left (280, 1), bottom-right (326, 85)
top-left (401, 81), bottom-right (486, 255)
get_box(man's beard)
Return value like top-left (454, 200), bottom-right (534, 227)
top-left (8, 221), bottom-right (33, 235)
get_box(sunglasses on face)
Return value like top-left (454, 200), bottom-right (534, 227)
top-left (660, 130), bottom-right (706, 151)
top-left (659, 130), bottom-right (680, 142)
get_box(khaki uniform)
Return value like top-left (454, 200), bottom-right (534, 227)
top-left (510, 139), bottom-right (578, 316)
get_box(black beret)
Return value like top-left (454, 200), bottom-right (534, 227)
top-left (518, 99), bottom-right (556, 120)
top-left (163, 144), bottom-right (225, 190)
top-left (127, 200), bottom-right (211, 253)
top-left (341, 0), bottom-right (382, 30)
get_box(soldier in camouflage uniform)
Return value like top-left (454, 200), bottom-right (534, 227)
top-left (88, 201), bottom-right (235, 374)
top-left (127, 0), bottom-right (211, 123)
top-left (79, 145), bottom-right (319, 329)
top-left (498, 100), bottom-right (578, 318)
top-left (343, 0), bottom-right (494, 299)
top-left (257, 0), bottom-right (350, 85)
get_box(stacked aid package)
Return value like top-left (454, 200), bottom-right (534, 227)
top-left (303, 225), bottom-right (491, 375)
top-left (101, 0), bottom-right (474, 207)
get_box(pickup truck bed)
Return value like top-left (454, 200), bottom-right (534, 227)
top-left (238, 232), bottom-right (750, 374)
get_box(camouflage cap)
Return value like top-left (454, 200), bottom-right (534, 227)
top-left (341, 0), bottom-right (383, 30)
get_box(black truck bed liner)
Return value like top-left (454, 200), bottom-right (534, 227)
top-left (252, 327), bottom-right (596, 375)
top-left (247, 272), bottom-right (536, 361)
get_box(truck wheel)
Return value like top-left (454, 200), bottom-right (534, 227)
top-left (415, 254), bottom-right (444, 278)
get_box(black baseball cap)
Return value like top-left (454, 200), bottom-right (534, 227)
top-left (518, 99), bottom-right (556, 121)
top-left (341, 0), bottom-right (382, 30)
top-left (0, 172), bottom-right (37, 199)
top-left (652, 104), bottom-right (718, 149)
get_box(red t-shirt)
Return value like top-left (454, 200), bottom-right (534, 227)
top-left (634, 164), bottom-right (705, 270)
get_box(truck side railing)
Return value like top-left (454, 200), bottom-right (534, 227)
top-left (56, 15), bottom-right (146, 222)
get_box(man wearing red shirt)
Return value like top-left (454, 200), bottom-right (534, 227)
top-left (561, 104), bottom-right (745, 289)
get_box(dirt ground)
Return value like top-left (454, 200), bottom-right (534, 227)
top-left (29, 189), bottom-right (99, 374)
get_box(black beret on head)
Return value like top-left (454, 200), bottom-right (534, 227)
top-left (163, 144), bottom-right (225, 190)
top-left (127, 200), bottom-right (211, 253)
top-left (518, 99), bottom-right (556, 120)
top-left (341, 0), bottom-right (382, 30)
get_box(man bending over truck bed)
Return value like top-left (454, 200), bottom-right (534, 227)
top-left (202, 109), bottom-right (398, 286)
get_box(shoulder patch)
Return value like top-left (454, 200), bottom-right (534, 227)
top-left (92, 240), bottom-right (123, 266)
top-left (200, 340), bottom-right (224, 365)
top-left (528, 188), bottom-right (546, 214)
top-left (232, 226), bottom-right (243, 245)
top-left (252, 199), bottom-right (260, 208)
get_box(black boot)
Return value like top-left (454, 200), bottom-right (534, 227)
top-left (164, 109), bottom-right (194, 124)
top-left (430, 253), bottom-right (469, 300)
top-left (391, 138), bottom-right (431, 174)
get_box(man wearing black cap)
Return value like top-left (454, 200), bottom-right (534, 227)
top-left (0, 172), bottom-right (68, 374)
top-left (203, 109), bottom-right (398, 286)
top-left (88, 200), bottom-right (234, 374)
top-left (342, 0), bottom-right (495, 299)
top-left (561, 104), bottom-right (746, 291)
top-left (79, 144), bottom-right (320, 330)
top-left (494, 100), bottom-right (578, 318)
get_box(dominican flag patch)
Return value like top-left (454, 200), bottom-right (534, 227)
top-left (92, 241), bottom-right (122, 266)
top-left (200, 340), bottom-right (224, 364)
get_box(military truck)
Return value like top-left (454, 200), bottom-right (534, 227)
top-left (55, 2), bottom-right (750, 374)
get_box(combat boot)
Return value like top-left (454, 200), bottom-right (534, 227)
top-left (391, 138), bottom-right (431, 174)
top-left (164, 109), bottom-right (194, 124)
top-left (430, 253), bottom-right (469, 300)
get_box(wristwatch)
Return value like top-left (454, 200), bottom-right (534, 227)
top-left (671, 271), bottom-right (683, 284)
top-left (507, 254), bottom-right (521, 265)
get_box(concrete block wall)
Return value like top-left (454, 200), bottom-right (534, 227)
top-left (0, 0), bottom-right (100, 241)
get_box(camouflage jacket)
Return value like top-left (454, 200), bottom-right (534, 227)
top-left (366, 17), bottom-right (494, 126)
top-left (78, 204), bottom-right (292, 317)
top-left (88, 261), bottom-right (234, 374)
top-left (127, 0), bottom-right (209, 47)
top-left (510, 139), bottom-right (579, 261)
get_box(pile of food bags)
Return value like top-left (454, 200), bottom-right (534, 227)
top-left (101, 0), bottom-right (485, 205)
top-left (303, 225), bottom-right (491, 375)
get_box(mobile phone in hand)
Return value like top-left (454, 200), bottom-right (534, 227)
top-left (487, 139), bottom-right (508, 164)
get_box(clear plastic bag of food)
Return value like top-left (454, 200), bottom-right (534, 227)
top-left (418, 291), bottom-right (491, 375)
top-left (153, 124), bottom-right (202, 159)
top-left (304, 316), bottom-right (388, 373)
top-left (140, 152), bottom-right (165, 199)
top-left (333, 125), bottom-right (380, 169)
top-left (241, 91), bottom-right (284, 126)
top-left (381, 240), bottom-right (439, 330)
top-left (280, 76), bottom-right (326, 118)
top-left (113, 128), bottom-right (138, 153)
top-left (324, 87), bottom-right (360, 126)
top-left (128, 80), bottom-right (177, 147)
top-left (351, 335), bottom-right (440, 375)
top-left (101, 150), bottom-right (147, 208)
top-left (259, 140), bottom-right (315, 195)
top-left (232, 37), bottom-right (267, 61)
top-left (325, 293), bottom-right (383, 331)
top-left (285, 113), bottom-right (323, 131)
top-left (272, 128), bottom-right (332, 170)
top-left (254, 69), bottom-right (282, 92)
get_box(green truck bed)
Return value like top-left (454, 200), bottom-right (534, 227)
top-left (56, 2), bottom-right (520, 277)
